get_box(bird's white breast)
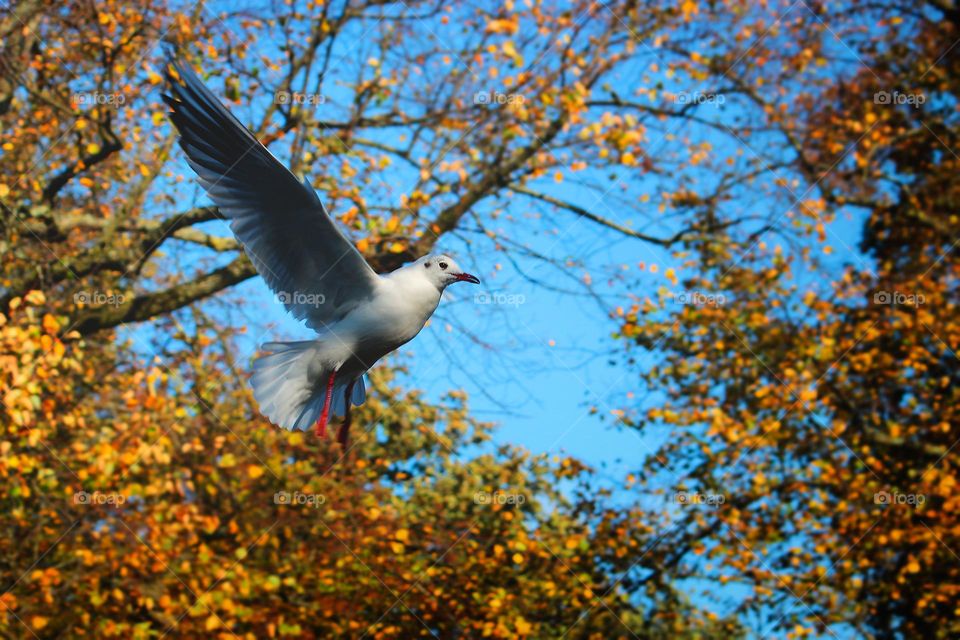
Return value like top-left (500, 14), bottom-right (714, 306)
top-left (325, 272), bottom-right (441, 373)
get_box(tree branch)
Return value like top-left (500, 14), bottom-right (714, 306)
top-left (72, 254), bottom-right (257, 335)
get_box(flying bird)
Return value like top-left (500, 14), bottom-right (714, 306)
top-left (163, 54), bottom-right (479, 447)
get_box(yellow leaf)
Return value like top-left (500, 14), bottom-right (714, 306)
top-left (515, 616), bottom-right (532, 635)
top-left (486, 18), bottom-right (518, 35)
top-left (42, 314), bottom-right (60, 334)
top-left (502, 41), bottom-right (523, 66)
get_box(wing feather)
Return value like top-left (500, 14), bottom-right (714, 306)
top-left (163, 54), bottom-right (379, 329)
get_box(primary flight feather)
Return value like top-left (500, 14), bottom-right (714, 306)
top-left (163, 53), bottom-right (480, 446)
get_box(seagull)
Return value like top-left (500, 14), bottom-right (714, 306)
top-left (162, 54), bottom-right (480, 447)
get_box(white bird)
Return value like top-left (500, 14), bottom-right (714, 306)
top-left (163, 54), bottom-right (480, 446)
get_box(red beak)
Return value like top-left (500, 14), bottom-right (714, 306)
top-left (454, 272), bottom-right (480, 284)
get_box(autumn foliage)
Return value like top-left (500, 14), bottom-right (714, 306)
top-left (619, 2), bottom-right (960, 638)
top-left (1, 0), bottom-right (958, 638)
top-left (5, 294), bottom-right (706, 637)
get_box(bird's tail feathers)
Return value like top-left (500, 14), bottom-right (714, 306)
top-left (251, 341), bottom-right (365, 431)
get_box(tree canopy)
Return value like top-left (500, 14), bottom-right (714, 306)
top-left (2, 0), bottom-right (958, 638)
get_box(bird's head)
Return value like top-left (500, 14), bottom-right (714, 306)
top-left (418, 254), bottom-right (480, 290)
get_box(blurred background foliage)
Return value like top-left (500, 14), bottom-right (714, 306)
top-left (1, 0), bottom-right (958, 637)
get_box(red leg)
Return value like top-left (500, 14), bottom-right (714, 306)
top-left (315, 370), bottom-right (337, 438)
top-left (337, 379), bottom-right (356, 449)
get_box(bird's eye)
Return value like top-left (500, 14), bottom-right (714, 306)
top-left (424, 262), bottom-right (431, 269)
top-left (439, 261), bottom-right (448, 269)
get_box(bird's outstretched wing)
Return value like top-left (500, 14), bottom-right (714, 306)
top-left (163, 54), bottom-right (379, 330)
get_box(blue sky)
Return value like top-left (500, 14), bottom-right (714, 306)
top-left (108, 2), bottom-right (885, 634)
top-left (170, 0), bottom-right (861, 491)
